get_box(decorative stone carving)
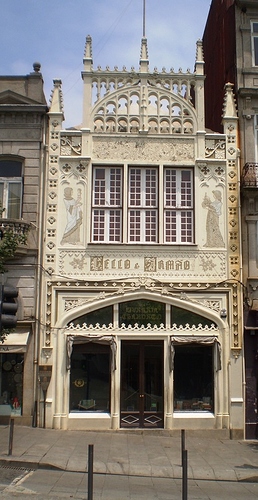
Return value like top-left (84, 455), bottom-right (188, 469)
top-left (93, 137), bottom-right (194, 161)
top-left (60, 135), bottom-right (82, 156)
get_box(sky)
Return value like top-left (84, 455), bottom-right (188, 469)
top-left (1, 0), bottom-right (212, 127)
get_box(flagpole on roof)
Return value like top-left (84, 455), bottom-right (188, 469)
top-left (143, 0), bottom-right (146, 37)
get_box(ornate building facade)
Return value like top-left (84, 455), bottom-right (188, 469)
top-left (203, 0), bottom-right (258, 439)
top-left (39, 35), bottom-right (243, 437)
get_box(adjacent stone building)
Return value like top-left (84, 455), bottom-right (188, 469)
top-left (203, 0), bottom-right (258, 439)
top-left (37, 33), bottom-right (244, 437)
top-left (0, 65), bottom-right (48, 425)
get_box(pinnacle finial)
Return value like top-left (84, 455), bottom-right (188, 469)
top-left (49, 79), bottom-right (64, 119)
top-left (140, 37), bottom-right (149, 72)
top-left (83, 35), bottom-right (93, 70)
top-left (196, 39), bottom-right (204, 63)
top-left (222, 83), bottom-right (238, 119)
top-left (195, 39), bottom-right (204, 75)
top-left (84, 35), bottom-right (93, 59)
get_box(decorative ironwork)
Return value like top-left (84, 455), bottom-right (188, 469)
top-left (241, 163), bottom-right (258, 188)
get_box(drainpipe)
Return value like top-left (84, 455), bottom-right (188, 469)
top-left (33, 110), bottom-right (48, 426)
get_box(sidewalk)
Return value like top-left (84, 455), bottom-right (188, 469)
top-left (0, 425), bottom-right (257, 483)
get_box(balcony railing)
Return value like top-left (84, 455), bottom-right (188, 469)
top-left (0, 219), bottom-right (30, 237)
top-left (241, 163), bottom-right (258, 188)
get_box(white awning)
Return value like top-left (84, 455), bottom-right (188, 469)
top-left (0, 332), bottom-right (30, 353)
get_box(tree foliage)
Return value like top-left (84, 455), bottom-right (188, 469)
top-left (0, 229), bottom-right (28, 274)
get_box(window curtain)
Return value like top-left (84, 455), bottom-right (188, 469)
top-left (169, 335), bottom-right (221, 372)
top-left (66, 334), bottom-right (117, 371)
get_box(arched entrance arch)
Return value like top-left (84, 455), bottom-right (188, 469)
top-left (64, 292), bottom-right (221, 430)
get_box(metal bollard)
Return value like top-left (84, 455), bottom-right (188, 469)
top-left (182, 449), bottom-right (188, 500)
top-left (181, 429), bottom-right (185, 467)
top-left (88, 444), bottom-right (94, 500)
top-left (8, 418), bottom-right (14, 456)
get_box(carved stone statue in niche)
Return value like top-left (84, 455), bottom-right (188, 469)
top-left (202, 190), bottom-right (225, 248)
top-left (61, 187), bottom-right (82, 245)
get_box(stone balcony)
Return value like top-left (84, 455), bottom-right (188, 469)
top-left (0, 219), bottom-right (30, 237)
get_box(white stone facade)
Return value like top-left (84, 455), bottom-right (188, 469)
top-left (39, 37), bottom-right (243, 435)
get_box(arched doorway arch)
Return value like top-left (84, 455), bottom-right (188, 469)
top-left (65, 291), bottom-right (221, 429)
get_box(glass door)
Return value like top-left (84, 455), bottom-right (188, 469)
top-left (120, 341), bottom-right (164, 428)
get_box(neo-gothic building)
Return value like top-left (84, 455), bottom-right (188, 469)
top-left (39, 34), bottom-right (243, 437)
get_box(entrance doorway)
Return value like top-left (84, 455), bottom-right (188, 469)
top-left (120, 341), bottom-right (164, 428)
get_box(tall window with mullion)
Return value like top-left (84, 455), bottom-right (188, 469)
top-left (164, 168), bottom-right (193, 243)
top-left (92, 166), bottom-right (122, 242)
top-left (251, 21), bottom-right (258, 66)
top-left (0, 159), bottom-right (23, 219)
top-left (129, 167), bottom-right (158, 242)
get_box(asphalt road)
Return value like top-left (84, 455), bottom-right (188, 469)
top-left (0, 466), bottom-right (258, 499)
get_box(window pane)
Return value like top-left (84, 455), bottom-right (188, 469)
top-left (145, 210), bottom-right (157, 242)
top-left (171, 306), bottom-right (216, 327)
top-left (129, 168), bottom-right (141, 206)
top-left (180, 210), bottom-right (193, 242)
top-left (145, 169), bottom-right (157, 207)
top-left (164, 168), bottom-right (193, 243)
top-left (92, 167), bottom-right (122, 242)
top-left (93, 209), bottom-right (105, 241)
top-left (109, 210), bottom-right (122, 242)
top-left (174, 345), bottom-right (213, 412)
top-left (0, 160), bottom-right (22, 177)
top-left (110, 168), bottom-right (122, 206)
top-left (254, 37), bottom-right (258, 66)
top-left (165, 170), bottom-right (176, 207)
top-left (165, 210), bottom-right (177, 242)
top-left (70, 344), bottom-right (110, 412)
top-left (68, 305), bottom-right (113, 327)
top-left (8, 182), bottom-right (22, 218)
top-left (253, 23), bottom-right (258, 33)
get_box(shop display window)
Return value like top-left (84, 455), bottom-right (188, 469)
top-left (173, 344), bottom-right (214, 412)
top-left (70, 344), bottom-right (110, 413)
top-left (0, 353), bottom-right (23, 416)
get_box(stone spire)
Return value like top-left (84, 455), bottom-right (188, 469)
top-left (195, 39), bottom-right (204, 75)
top-left (49, 79), bottom-right (64, 121)
top-left (83, 35), bottom-right (93, 71)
